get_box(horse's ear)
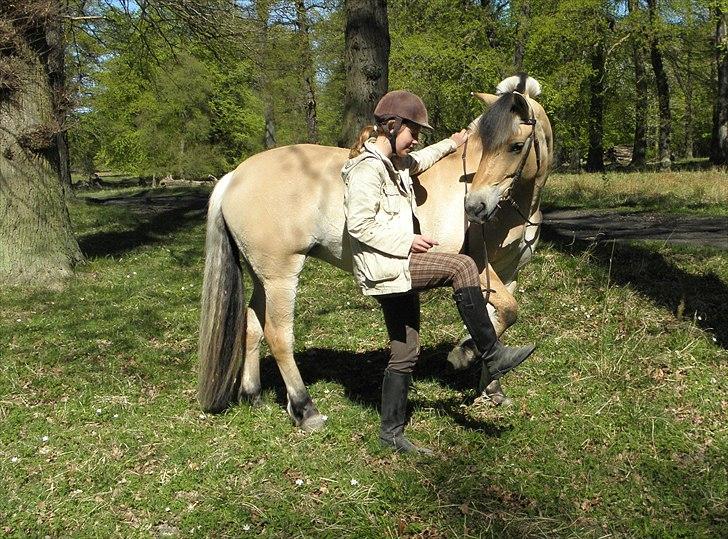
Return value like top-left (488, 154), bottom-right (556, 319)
top-left (471, 92), bottom-right (499, 107)
top-left (512, 92), bottom-right (531, 121)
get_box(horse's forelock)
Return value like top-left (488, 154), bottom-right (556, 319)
top-left (477, 92), bottom-right (530, 152)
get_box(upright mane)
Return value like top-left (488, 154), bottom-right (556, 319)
top-left (477, 73), bottom-right (540, 152)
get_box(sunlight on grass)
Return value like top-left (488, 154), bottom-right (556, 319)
top-left (1, 181), bottom-right (726, 537)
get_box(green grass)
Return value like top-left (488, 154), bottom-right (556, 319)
top-left (1, 178), bottom-right (727, 537)
top-left (544, 170), bottom-right (728, 215)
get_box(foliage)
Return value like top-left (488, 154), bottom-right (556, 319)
top-left (1, 178), bottom-right (726, 535)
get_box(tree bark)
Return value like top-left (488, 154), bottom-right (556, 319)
top-left (648, 0), bottom-right (671, 170)
top-left (712, 7), bottom-right (728, 165)
top-left (338, 0), bottom-right (389, 148)
top-left (256, 0), bottom-right (277, 149)
top-left (0, 4), bottom-right (84, 287)
top-left (627, 0), bottom-right (648, 168)
top-left (586, 38), bottom-right (605, 172)
top-left (295, 0), bottom-right (318, 144)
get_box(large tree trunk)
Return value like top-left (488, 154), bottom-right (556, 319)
top-left (0, 4), bottom-right (83, 287)
top-left (338, 0), bottom-right (389, 147)
top-left (712, 7), bottom-right (728, 165)
top-left (648, 0), bottom-right (671, 170)
top-left (295, 0), bottom-right (318, 144)
top-left (627, 0), bottom-right (648, 168)
top-left (586, 38), bottom-right (605, 172)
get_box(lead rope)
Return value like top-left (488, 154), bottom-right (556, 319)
top-left (462, 136), bottom-right (493, 306)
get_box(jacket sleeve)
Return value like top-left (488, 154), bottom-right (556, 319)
top-left (344, 161), bottom-right (414, 258)
top-left (405, 138), bottom-right (457, 175)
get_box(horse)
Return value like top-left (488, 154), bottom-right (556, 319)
top-left (198, 75), bottom-right (553, 431)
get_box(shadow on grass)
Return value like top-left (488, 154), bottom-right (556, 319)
top-left (78, 192), bottom-right (208, 258)
top-left (257, 344), bottom-right (509, 437)
top-left (540, 224), bottom-right (728, 350)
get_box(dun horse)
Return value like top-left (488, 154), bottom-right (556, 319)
top-left (198, 75), bottom-right (553, 431)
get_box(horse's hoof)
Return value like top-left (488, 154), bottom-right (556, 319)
top-left (300, 413), bottom-right (328, 432)
top-left (447, 344), bottom-right (478, 370)
top-left (239, 387), bottom-right (262, 407)
top-left (482, 379), bottom-right (513, 407)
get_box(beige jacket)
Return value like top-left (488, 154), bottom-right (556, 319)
top-left (342, 138), bottom-right (457, 295)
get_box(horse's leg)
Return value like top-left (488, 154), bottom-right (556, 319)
top-left (237, 276), bottom-right (265, 406)
top-left (261, 269), bottom-right (327, 432)
top-left (447, 265), bottom-right (518, 405)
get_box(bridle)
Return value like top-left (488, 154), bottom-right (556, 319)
top-left (461, 105), bottom-right (542, 304)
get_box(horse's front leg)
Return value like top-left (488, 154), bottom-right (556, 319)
top-left (261, 273), bottom-right (328, 432)
top-left (447, 265), bottom-right (518, 405)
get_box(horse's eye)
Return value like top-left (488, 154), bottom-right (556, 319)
top-left (510, 142), bottom-right (524, 153)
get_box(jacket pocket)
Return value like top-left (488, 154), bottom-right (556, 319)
top-left (381, 184), bottom-right (401, 215)
top-left (357, 251), bottom-right (402, 282)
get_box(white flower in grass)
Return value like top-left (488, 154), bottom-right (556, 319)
top-left (10, 457), bottom-right (18, 463)
top-left (295, 479), bottom-right (304, 486)
top-left (96, 408), bottom-right (102, 415)
top-left (113, 414), bottom-right (119, 419)
top-left (16, 319), bottom-right (21, 323)
top-left (41, 436), bottom-right (49, 442)
top-left (350, 479), bottom-right (359, 486)
top-left (243, 524), bottom-right (251, 531)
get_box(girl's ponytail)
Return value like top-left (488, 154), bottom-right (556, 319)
top-left (349, 125), bottom-right (377, 158)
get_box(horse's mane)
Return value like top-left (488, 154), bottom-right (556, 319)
top-left (477, 73), bottom-right (538, 152)
top-left (477, 92), bottom-right (531, 152)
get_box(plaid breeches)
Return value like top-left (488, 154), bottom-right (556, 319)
top-left (376, 253), bottom-right (481, 373)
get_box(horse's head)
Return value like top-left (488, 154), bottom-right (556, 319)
top-left (464, 87), bottom-right (552, 224)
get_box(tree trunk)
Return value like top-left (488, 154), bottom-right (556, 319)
top-left (648, 0), bottom-right (671, 170)
top-left (256, 0), bottom-right (277, 149)
top-left (513, 0), bottom-right (530, 72)
top-left (586, 38), bottom-right (605, 172)
top-left (683, 49), bottom-right (694, 160)
top-left (627, 0), bottom-right (648, 168)
top-left (0, 5), bottom-right (83, 287)
top-left (295, 0), bottom-right (318, 144)
top-left (338, 0), bottom-right (390, 148)
top-left (712, 7), bottom-right (728, 165)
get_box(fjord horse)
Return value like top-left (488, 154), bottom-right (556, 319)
top-left (198, 76), bottom-right (552, 430)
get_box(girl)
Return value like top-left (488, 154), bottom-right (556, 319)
top-left (342, 90), bottom-right (535, 453)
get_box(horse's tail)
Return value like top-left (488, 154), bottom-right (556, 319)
top-left (198, 172), bottom-right (245, 413)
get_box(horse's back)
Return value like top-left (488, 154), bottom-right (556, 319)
top-left (220, 144), bottom-right (351, 271)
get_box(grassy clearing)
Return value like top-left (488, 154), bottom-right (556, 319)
top-left (544, 169), bottom-right (728, 215)
top-left (1, 178), bottom-right (727, 537)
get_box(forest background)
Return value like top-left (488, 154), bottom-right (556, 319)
top-left (64, 0), bottom-right (726, 180)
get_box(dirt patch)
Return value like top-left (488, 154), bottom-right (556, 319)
top-left (543, 210), bottom-right (728, 250)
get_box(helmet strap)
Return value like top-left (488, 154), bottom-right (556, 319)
top-left (388, 117), bottom-right (403, 156)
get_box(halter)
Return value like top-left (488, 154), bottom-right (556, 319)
top-left (461, 107), bottom-right (543, 304)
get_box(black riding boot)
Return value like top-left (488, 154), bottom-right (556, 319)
top-left (379, 370), bottom-right (433, 454)
top-left (452, 286), bottom-right (535, 379)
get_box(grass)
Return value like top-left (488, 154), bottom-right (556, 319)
top-left (543, 169), bottom-right (728, 216)
top-left (1, 174), bottom-right (727, 537)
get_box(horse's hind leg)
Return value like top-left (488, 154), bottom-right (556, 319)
top-left (238, 276), bottom-right (265, 406)
top-left (261, 271), bottom-right (327, 432)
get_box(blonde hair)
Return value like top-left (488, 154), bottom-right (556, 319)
top-left (348, 119), bottom-right (398, 158)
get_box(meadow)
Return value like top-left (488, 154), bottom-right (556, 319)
top-left (1, 171), bottom-right (726, 537)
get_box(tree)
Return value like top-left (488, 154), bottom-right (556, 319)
top-left (648, 0), bottom-right (672, 169)
top-left (0, 1), bottom-right (84, 287)
top-left (712, 2), bottom-right (728, 164)
top-left (627, 0), bottom-right (649, 168)
top-left (338, 0), bottom-right (390, 147)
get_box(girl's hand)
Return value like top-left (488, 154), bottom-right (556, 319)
top-left (411, 235), bottom-right (439, 253)
top-left (450, 129), bottom-right (469, 148)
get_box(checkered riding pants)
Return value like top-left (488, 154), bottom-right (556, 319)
top-left (376, 252), bottom-right (481, 374)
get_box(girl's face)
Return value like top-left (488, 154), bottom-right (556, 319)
top-left (394, 124), bottom-right (420, 157)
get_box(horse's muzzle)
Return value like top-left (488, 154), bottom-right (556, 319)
top-left (465, 189), bottom-right (500, 224)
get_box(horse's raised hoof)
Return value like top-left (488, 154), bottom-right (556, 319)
top-left (482, 379), bottom-right (513, 407)
top-left (300, 413), bottom-right (328, 433)
top-left (447, 340), bottom-right (478, 370)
